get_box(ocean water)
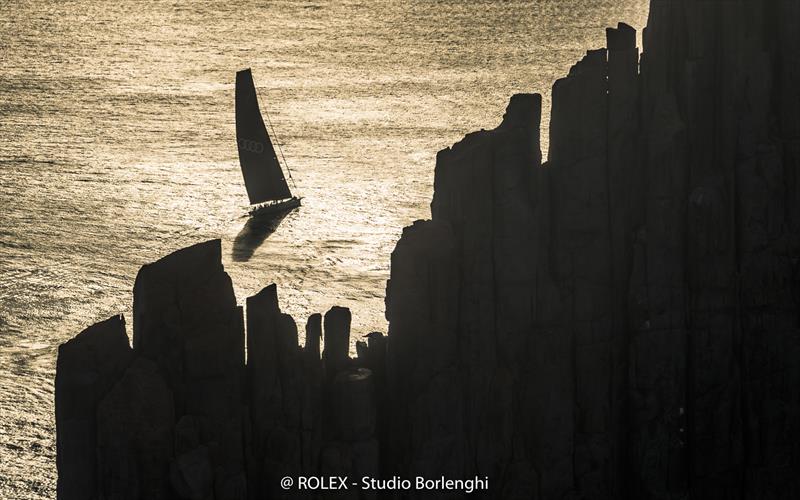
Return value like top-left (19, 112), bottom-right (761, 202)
top-left (0, 0), bottom-right (648, 496)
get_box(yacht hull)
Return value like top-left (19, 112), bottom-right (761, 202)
top-left (249, 196), bottom-right (301, 218)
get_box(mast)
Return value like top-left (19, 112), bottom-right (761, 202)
top-left (235, 68), bottom-right (293, 205)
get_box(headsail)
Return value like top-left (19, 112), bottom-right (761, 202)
top-left (235, 68), bottom-right (292, 204)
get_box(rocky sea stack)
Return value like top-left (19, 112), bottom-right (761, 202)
top-left (56, 0), bottom-right (799, 498)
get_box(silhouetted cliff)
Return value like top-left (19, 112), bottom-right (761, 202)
top-left (383, 2), bottom-right (800, 498)
top-left (56, 1), bottom-right (799, 499)
top-left (57, 240), bottom-right (382, 500)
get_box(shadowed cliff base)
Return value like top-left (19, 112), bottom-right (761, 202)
top-left (55, 0), bottom-right (800, 498)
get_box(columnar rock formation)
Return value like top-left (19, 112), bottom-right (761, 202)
top-left (55, 1), bottom-right (799, 499)
top-left (56, 241), bottom-right (375, 500)
top-left (55, 316), bottom-right (133, 499)
top-left (383, 2), bottom-right (800, 499)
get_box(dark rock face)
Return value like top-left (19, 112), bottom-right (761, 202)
top-left (631, 3), bottom-right (800, 498)
top-left (96, 357), bottom-right (174, 500)
top-left (245, 284), bottom-right (325, 499)
top-left (133, 239), bottom-right (247, 500)
top-left (55, 1), bottom-right (798, 499)
top-left (382, 3), bottom-right (800, 500)
top-left (55, 315), bottom-right (133, 500)
top-left (56, 242), bottom-right (373, 500)
top-left (385, 219), bottom-right (461, 483)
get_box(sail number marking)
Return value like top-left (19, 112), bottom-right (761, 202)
top-left (238, 138), bottom-right (264, 154)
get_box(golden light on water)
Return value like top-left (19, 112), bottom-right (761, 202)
top-left (0, 1), bottom-right (649, 497)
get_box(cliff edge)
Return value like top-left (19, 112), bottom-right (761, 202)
top-left (55, 1), bottom-right (799, 499)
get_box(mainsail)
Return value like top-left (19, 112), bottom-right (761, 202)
top-left (235, 68), bottom-right (292, 205)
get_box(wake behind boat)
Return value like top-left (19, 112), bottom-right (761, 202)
top-left (235, 68), bottom-right (301, 218)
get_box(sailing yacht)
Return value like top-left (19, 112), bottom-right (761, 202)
top-left (235, 68), bottom-right (301, 218)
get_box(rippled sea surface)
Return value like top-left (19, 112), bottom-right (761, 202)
top-left (0, 0), bottom-right (648, 496)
